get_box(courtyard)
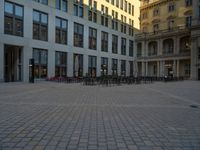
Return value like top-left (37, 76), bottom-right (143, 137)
top-left (0, 81), bottom-right (200, 150)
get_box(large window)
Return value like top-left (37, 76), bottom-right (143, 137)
top-left (129, 19), bottom-right (134, 36)
top-left (129, 61), bottom-right (133, 76)
top-left (55, 51), bottom-right (67, 77)
top-left (74, 54), bottom-right (83, 77)
top-left (112, 35), bottom-right (118, 54)
top-left (33, 10), bottom-right (48, 41)
top-left (121, 15), bottom-right (126, 34)
top-left (33, 0), bottom-right (48, 5)
top-left (112, 59), bottom-right (118, 76)
top-left (129, 40), bottom-right (134, 57)
top-left (101, 57), bottom-right (108, 76)
top-left (33, 49), bottom-right (48, 78)
top-left (88, 56), bottom-right (97, 77)
top-left (73, 0), bottom-right (83, 18)
top-left (74, 23), bottom-right (84, 47)
top-left (4, 1), bottom-right (23, 36)
top-left (101, 31), bottom-right (108, 52)
top-left (56, 17), bottom-right (68, 45)
top-left (88, 0), bottom-right (97, 23)
top-left (112, 10), bottom-right (118, 31)
top-left (89, 27), bottom-right (97, 50)
top-left (168, 3), bottom-right (175, 12)
top-left (186, 16), bottom-right (192, 27)
top-left (121, 60), bottom-right (126, 76)
top-left (101, 5), bottom-right (109, 27)
top-left (56, 0), bottom-right (68, 12)
top-left (121, 38), bottom-right (126, 55)
top-left (185, 0), bottom-right (192, 6)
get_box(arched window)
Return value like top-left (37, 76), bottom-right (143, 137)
top-left (163, 39), bottom-right (174, 54)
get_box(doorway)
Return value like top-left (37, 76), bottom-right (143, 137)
top-left (198, 69), bottom-right (200, 80)
top-left (4, 45), bottom-right (23, 82)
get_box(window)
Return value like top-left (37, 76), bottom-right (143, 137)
top-left (120, 0), bottom-right (123, 10)
top-left (73, 0), bottom-right (83, 18)
top-left (56, 17), bottom-right (68, 45)
top-left (121, 38), bottom-right (126, 55)
top-left (33, 48), bottom-right (48, 78)
top-left (121, 60), bottom-right (126, 76)
top-left (168, 20), bottom-right (174, 30)
top-left (124, 1), bottom-right (127, 12)
top-left (186, 16), bottom-right (192, 27)
top-left (55, 51), bottom-right (67, 77)
top-left (112, 10), bottom-right (118, 31)
top-left (132, 5), bottom-right (134, 16)
top-left (129, 61), bottom-right (133, 76)
top-left (112, 59), bottom-right (118, 75)
top-left (185, 0), bottom-right (192, 6)
top-left (101, 5), bottom-right (108, 27)
top-left (153, 24), bottom-right (159, 33)
top-left (33, 0), bottom-right (48, 5)
top-left (128, 3), bottom-right (131, 14)
top-left (88, 0), bottom-right (97, 23)
top-left (129, 40), bottom-right (134, 57)
top-left (74, 22), bottom-right (84, 47)
top-left (153, 8), bottom-right (159, 16)
top-left (116, 0), bottom-right (119, 7)
top-left (141, 12), bottom-right (147, 20)
top-left (129, 19), bottom-right (134, 36)
top-left (88, 56), bottom-right (97, 77)
top-left (112, 35), bottom-right (118, 54)
top-left (4, 1), bottom-right (23, 36)
top-left (121, 15), bottom-right (126, 34)
top-left (101, 57), bottom-right (108, 76)
top-left (101, 31), bottom-right (108, 52)
top-left (168, 3), bottom-right (175, 12)
top-left (33, 10), bottom-right (48, 41)
top-left (184, 64), bottom-right (190, 76)
top-left (56, 0), bottom-right (68, 12)
top-left (74, 54), bottom-right (83, 77)
top-left (111, 0), bottom-right (114, 5)
top-left (89, 27), bottom-right (97, 50)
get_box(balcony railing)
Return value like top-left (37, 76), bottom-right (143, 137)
top-left (135, 26), bottom-right (190, 39)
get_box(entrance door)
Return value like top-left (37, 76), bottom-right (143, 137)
top-left (4, 45), bottom-right (22, 82)
top-left (198, 69), bottom-right (200, 80)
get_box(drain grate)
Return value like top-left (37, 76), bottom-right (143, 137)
top-left (190, 105), bottom-right (199, 108)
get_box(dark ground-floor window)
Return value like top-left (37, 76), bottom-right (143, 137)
top-left (33, 48), bottom-right (48, 78)
top-left (55, 51), bottom-right (67, 77)
top-left (74, 54), bottom-right (83, 77)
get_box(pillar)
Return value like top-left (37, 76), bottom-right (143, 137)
top-left (118, 59), bottom-right (121, 76)
top-left (48, 50), bottom-right (55, 78)
top-left (142, 62), bottom-right (145, 76)
top-left (177, 60), bottom-right (180, 77)
top-left (97, 56), bottom-right (101, 77)
top-left (145, 62), bottom-right (148, 76)
top-left (23, 46), bottom-right (32, 82)
top-left (108, 58), bottom-right (112, 75)
top-left (173, 60), bottom-right (177, 77)
top-left (67, 51), bottom-right (73, 77)
top-left (83, 54), bottom-right (88, 76)
top-left (157, 61), bottom-right (160, 77)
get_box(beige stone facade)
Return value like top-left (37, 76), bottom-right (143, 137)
top-left (135, 0), bottom-right (194, 79)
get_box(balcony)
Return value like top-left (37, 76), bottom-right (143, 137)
top-left (135, 26), bottom-right (190, 41)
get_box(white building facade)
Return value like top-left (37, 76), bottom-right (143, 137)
top-left (0, 0), bottom-right (140, 82)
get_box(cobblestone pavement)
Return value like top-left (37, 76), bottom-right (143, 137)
top-left (0, 81), bottom-right (200, 150)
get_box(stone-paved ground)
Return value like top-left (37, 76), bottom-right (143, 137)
top-left (0, 81), bottom-right (200, 150)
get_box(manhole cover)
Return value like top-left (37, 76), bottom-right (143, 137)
top-left (190, 105), bottom-right (199, 108)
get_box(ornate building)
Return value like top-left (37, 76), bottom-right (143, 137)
top-left (135, 0), bottom-right (193, 79)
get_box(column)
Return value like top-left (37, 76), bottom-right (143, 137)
top-left (118, 59), bottom-right (121, 76)
top-left (126, 60), bottom-right (130, 76)
top-left (48, 50), bottom-right (55, 78)
top-left (108, 58), bottom-right (112, 75)
top-left (173, 60), bottom-right (177, 77)
top-left (83, 54), bottom-right (88, 76)
top-left (157, 61), bottom-right (160, 77)
top-left (160, 61), bottom-right (164, 76)
top-left (0, 42), bottom-right (3, 81)
top-left (67, 52), bottom-right (73, 77)
top-left (96, 56), bottom-right (101, 77)
top-left (142, 62), bottom-right (145, 76)
top-left (176, 38), bottom-right (180, 55)
top-left (177, 60), bottom-right (180, 77)
top-left (145, 62), bottom-right (148, 76)
top-left (23, 46), bottom-right (32, 82)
